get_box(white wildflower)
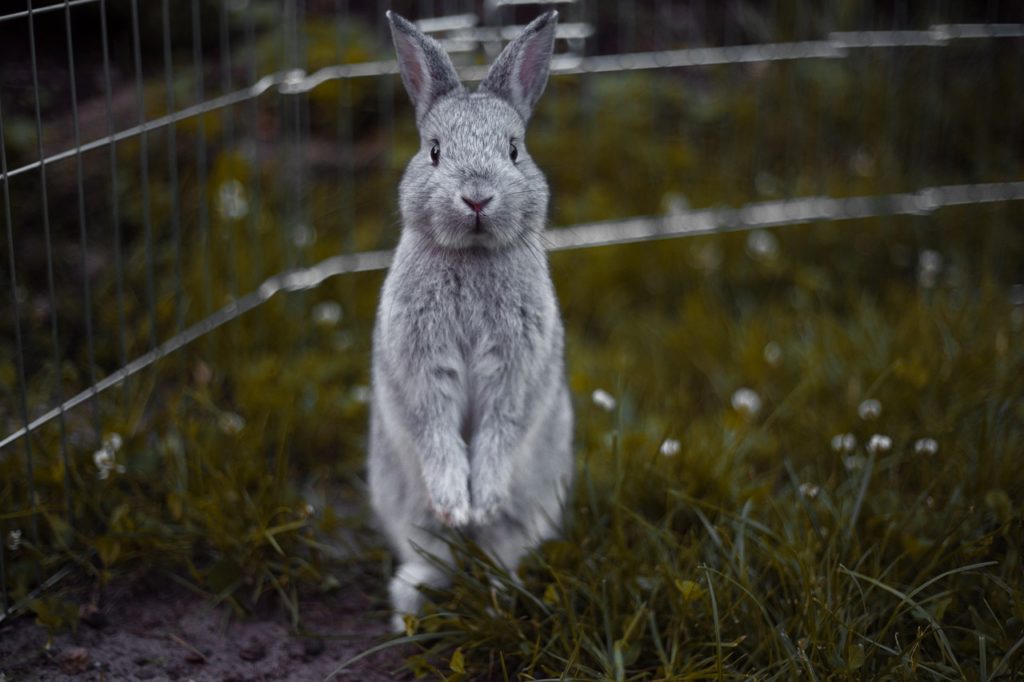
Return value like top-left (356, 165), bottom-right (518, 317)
top-left (913, 438), bottom-right (939, 456)
top-left (312, 301), bottom-right (343, 326)
top-left (731, 388), bottom-right (762, 417)
top-left (218, 412), bottom-right (245, 434)
top-left (591, 389), bottom-right (617, 412)
top-left (6, 529), bottom-right (22, 551)
top-left (301, 503), bottom-right (316, 518)
top-left (93, 448), bottom-right (112, 467)
top-left (746, 230), bottom-right (779, 261)
top-left (867, 433), bottom-right (892, 455)
top-left (831, 433), bottom-right (857, 453)
top-left (93, 445), bottom-right (116, 480)
top-left (659, 438), bottom-right (681, 457)
top-left (798, 482), bottom-right (820, 499)
top-left (216, 179), bottom-right (249, 221)
top-left (763, 341), bottom-right (782, 367)
top-left (90, 433), bottom-right (122, 480)
top-left (858, 398), bottom-right (882, 421)
top-left (103, 433), bottom-right (123, 452)
top-left (917, 249), bottom-right (943, 288)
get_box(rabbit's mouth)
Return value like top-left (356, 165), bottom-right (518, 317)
top-left (454, 213), bottom-right (504, 248)
top-left (460, 211), bottom-right (489, 235)
top-left (429, 210), bottom-right (510, 249)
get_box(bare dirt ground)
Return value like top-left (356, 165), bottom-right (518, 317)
top-left (0, 581), bottom-right (412, 681)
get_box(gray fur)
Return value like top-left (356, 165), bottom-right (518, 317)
top-left (371, 11), bottom-right (572, 631)
top-left (479, 11), bottom-right (558, 123)
top-left (387, 11), bottom-right (465, 124)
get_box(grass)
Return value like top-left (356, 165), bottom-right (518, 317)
top-left (400, 217), bottom-right (1024, 679)
top-left (2, 7), bottom-right (1023, 680)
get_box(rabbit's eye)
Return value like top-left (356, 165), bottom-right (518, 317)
top-left (509, 140), bottom-right (518, 163)
top-left (430, 142), bottom-right (440, 166)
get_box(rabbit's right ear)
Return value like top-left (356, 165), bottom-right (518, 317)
top-left (387, 11), bottom-right (463, 123)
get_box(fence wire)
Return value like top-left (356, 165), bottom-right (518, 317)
top-left (1, 0), bottom-right (1022, 618)
top-left (4, 22), bottom-right (1023, 185)
top-left (3, 177), bottom-right (1023, 456)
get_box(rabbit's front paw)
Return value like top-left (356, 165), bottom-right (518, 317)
top-left (470, 476), bottom-right (510, 526)
top-left (428, 487), bottom-right (472, 528)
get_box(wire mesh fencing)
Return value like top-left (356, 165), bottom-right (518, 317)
top-left (1, 0), bottom-right (1022, 621)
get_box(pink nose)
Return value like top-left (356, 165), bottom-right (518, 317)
top-left (462, 196), bottom-right (493, 214)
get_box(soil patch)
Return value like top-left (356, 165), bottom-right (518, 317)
top-left (0, 582), bottom-right (411, 681)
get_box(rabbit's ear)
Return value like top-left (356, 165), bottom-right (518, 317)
top-left (479, 11), bottom-right (558, 122)
top-left (387, 11), bottom-right (463, 122)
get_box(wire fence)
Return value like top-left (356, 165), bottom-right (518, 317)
top-left (1, 0), bottom-right (1022, 620)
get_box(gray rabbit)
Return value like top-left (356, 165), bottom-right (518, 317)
top-left (368, 10), bottom-right (573, 630)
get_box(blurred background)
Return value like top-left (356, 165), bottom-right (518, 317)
top-left (1, 1), bottom-right (1023, 677)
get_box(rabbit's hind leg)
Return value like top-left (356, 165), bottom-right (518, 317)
top-left (385, 501), bottom-right (455, 632)
top-left (371, 415), bottom-right (456, 631)
top-left (389, 557), bottom-right (449, 632)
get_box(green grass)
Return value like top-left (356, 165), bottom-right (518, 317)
top-left (2, 11), bottom-right (1023, 680)
top-left (398, 217), bottom-right (1024, 679)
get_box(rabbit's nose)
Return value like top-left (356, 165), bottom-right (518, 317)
top-left (461, 195), bottom-right (493, 214)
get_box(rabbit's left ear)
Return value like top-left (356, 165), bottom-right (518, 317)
top-left (479, 11), bottom-right (558, 122)
top-left (387, 11), bottom-right (463, 123)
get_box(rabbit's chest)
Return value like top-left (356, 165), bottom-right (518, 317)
top-left (403, 263), bottom-right (549, 359)
top-left (445, 270), bottom-right (541, 346)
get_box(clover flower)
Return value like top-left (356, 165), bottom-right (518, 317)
top-left (312, 301), bottom-right (343, 326)
top-left (914, 438), bottom-right (939, 456)
top-left (591, 389), bottom-right (617, 412)
top-left (831, 433), bottom-right (857, 453)
top-left (798, 482), bottom-right (820, 499)
top-left (93, 433), bottom-right (126, 480)
top-left (218, 412), bottom-right (245, 434)
top-left (858, 398), bottom-right (882, 421)
top-left (746, 230), bottom-right (779, 261)
top-left (867, 434), bottom-right (892, 455)
top-left (659, 438), bottom-right (681, 457)
top-left (731, 388), bottom-right (762, 417)
top-left (917, 249), bottom-right (943, 288)
top-left (216, 179), bottom-right (249, 221)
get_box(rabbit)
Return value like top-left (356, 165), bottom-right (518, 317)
top-left (368, 10), bottom-right (573, 631)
